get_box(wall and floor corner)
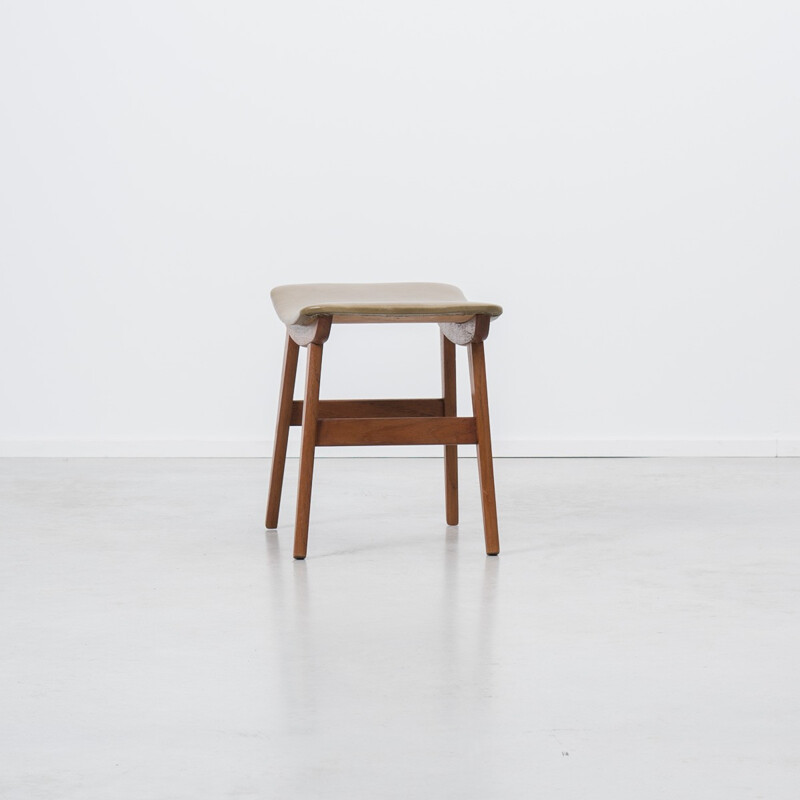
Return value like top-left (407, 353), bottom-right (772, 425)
top-left (3, 5), bottom-right (800, 799)
top-left (1, 2), bottom-right (799, 457)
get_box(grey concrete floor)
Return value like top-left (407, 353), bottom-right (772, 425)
top-left (1, 457), bottom-right (799, 799)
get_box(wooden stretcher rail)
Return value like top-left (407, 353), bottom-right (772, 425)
top-left (290, 398), bottom-right (444, 426)
top-left (315, 417), bottom-right (477, 447)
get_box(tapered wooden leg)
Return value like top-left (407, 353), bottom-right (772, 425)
top-left (441, 333), bottom-right (459, 525)
top-left (293, 341), bottom-right (325, 559)
top-left (266, 335), bottom-right (300, 529)
top-left (468, 340), bottom-right (499, 555)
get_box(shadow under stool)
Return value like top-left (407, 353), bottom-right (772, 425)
top-left (265, 282), bottom-right (503, 559)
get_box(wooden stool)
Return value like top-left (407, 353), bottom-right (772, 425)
top-left (265, 282), bottom-right (503, 559)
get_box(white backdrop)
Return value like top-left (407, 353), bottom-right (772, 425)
top-left (1, 1), bottom-right (798, 457)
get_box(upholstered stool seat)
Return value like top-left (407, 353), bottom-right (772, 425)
top-left (265, 281), bottom-right (502, 559)
top-left (271, 282), bottom-right (503, 326)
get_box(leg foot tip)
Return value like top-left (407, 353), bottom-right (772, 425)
top-left (487, 552), bottom-right (499, 557)
top-left (293, 555), bottom-right (306, 561)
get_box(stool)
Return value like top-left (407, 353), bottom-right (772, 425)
top-left (265, 282), bottom-right (503, 559)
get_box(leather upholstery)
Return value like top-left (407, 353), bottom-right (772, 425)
top-left (270, 282), bottom-right (503, 326)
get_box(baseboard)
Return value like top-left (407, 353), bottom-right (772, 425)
top-left (496, 439), bottom-right (784, 457)
top-left (0, 439), bottom-right (794, 457)
top-left (777, 440), bottom-right (800, 457)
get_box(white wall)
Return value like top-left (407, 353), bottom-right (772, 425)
top-left (1, 1), bottom-right (798, 457)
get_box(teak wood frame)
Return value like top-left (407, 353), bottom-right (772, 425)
top-left (265, 313), bottom-right (499, 559)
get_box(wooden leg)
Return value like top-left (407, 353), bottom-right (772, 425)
top-left (441, 333), bottom-right (459, 525)
top-left (266, 335), bottom-right (300, 529)
top-left (293, 341), bottom-right (325, 559)
top-left (468, 340), bottom-right (499, 555)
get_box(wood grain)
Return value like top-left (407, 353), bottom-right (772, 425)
top-left (293, 341), bottom-right (324, 559)
top-left (468, 340), bottom-right (499, 555)
top-left (290, 398), bottom-right (444, 425)
top-left (316, 417), bottom-right (477, 447)
top-left (441, 333), bottom-right (459, 525)
top-left (265, 334), bottom-right (299, 529)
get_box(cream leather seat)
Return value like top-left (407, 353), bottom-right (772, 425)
top-left (270, 282), bottom-right (503, 326)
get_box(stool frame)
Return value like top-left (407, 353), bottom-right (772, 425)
top-left (265, 313), bottom-right (499, 559)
